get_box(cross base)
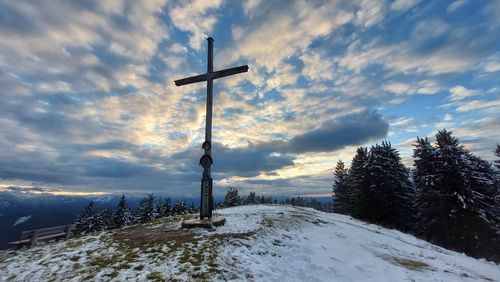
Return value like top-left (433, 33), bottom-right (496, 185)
top-left (181, 217), bottom-right (226, 229)
top-left (200, 177), bottom-right (213, 219)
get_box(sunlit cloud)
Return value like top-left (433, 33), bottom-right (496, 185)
top-left (0, 0), bottom-right (498, 196)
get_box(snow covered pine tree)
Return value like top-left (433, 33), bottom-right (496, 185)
top-left (413, 137), bottom-right (441, 236)
top-left (113, 195), bottom-right (132, 228)
top-left (345, 147), bottom-right (369, 218)
top-left (223, 188), bottom-right (241, 207)
top-left (415, 130), bottom-right (499, 261)
top-left (94, 209), bottom-right (113, 231)
top-left (137, 193), bottom-right (157, 223)
top-left (332, 160), bottom-right (350, 215)
top-left (75, 201), bottom-right (96, 234)
top-left (245, 192), bottom-right (257, 205)
top-left (495, 144), bottom-right (500, 170)
top-left (172, 201), bottom-right (188, 215)
top-left (155, 197), bottom-right (172, 218)
top-left (361, 142), bottom-right (416, 231)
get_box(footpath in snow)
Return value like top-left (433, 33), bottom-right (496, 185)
top-left (0, 205), bottom-right (498, 281)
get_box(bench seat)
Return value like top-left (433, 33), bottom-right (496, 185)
top-left (9, 224), bottom-right (75, 247)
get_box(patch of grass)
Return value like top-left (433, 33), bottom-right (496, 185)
top-left (104, 271), bottom-right (119, 279)
top-left (272, 239), bottom-right (284, 246)
top-left (260, 218), bottom-right (273, 227)
top-left (89, 255), bottom-right (118, 270)
top-left (209, 231), bottom-right (257, 240)
top-left (396, 258), bottom-right (429, 270)
top-left (379, 254), bottom-right (431, 271)
top-left (112, 223), bottom-right (195, 249)
top-left (311, 218), bottom-right (329, 225)
top-left (146, 271), bottom-right (165, 281)
top-left (65, 237), bottom-right (97, 249)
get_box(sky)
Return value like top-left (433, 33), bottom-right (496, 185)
top-left (0, 0), bottom-right (499, 197)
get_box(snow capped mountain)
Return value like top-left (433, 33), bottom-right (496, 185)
top-left (0, 188), bottom-right (121, 250)
top-left (0, 205), bottom-right (498, 281)
top-left (90, 194), bottom-right (120, 203)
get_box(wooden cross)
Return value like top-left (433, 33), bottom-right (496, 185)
top-left (174, 37), bottom-right (248, 219)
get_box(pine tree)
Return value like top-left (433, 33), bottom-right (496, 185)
top-left (413, 137), bottom-right (440, 236)
top-left (137, 193), bottom-right (157, 223)
top-left (416, 130), bottom-right (499, 261)
top-left (259, 195), bottom-right (266, 204)
top-left (113, 195), bottom-right (132, 228)
top-left (362, 141), bottom-right (416, 230)
top-left (75, 201), bottom-right (96, 234)
top-left (245, 192), bottom-right (257, 205)
top-left (172, 201), bottom-right (188, 215)
top-left (165, 198), bottom-right (174, 216)
top-left (155, 197), bottom-right (172, 218)
top-left (332, 160), bottom-right (350, 214)
top-left (94, 208), bottom-right (113, 231)
top-left (495, 144), bottom-right (500, 170)
top-left (188, 202), bottom-right (198, 213)
top-left (295, 197), bottom-right (305, 206)
top-left (223, 188), bottom-right (241, 207)
top-left (345, 147), bottom-right (369, 218)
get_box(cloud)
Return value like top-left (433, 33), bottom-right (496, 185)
top-left (82, 157), bottom-right (154, 178)
top-left (0, 1), bottom-right (498, 197)
top-left (172, 143), bottom-right (296, 178)
top-left (483, 60), bottom-right (500, 72)
top-left (355, 0), bottom-right (386, 28)
top-left (449, 85), bottom-right (478, 101)
top-left (273, 110), bottom-right (389, 154)
top-left (225, 1), bottom-right (353, 72)
top-left (172, 110), bottom-right (387, 177)
top-left (447, 0), bottom-right (468, 12)
top-left (168, 0), bottom-right (222, 50)
top-left (456, 100), bottom-right (500, 112)
top-left (390, 0), bottom-right (421, 12)
top-left (384, 82), bottom-right (412, 95)
top-left (392, 117), bottom-right (414, 127)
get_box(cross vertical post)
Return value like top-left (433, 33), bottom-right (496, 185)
top-left (201, 37), bottom-right (214, 219)
top-left (174, 37), bottom-right (248, 221)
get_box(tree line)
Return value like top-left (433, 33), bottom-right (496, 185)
top-left (221, 188), bottom-right (334, 212)
top-left (74, 194), bottom-right (196, 234)
top-left (74, 190), bottom-right (280, 235)
top-left (332, 129), bottom-right (499, 262)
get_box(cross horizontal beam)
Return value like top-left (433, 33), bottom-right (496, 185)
top-left (174, 73), bottom-right (207, 86)
top-left (174, 65), bottom-right (249, 86)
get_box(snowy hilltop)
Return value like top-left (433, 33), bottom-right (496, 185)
top-left (0, 205), bottom-right (498, 281)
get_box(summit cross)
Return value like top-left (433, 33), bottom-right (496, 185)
top-left (174, 37), bottom-right (249, 220)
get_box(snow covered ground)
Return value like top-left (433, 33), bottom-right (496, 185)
top-left (0, 205), bottom-right (498, 281)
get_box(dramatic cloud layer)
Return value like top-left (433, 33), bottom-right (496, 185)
top-left (0, 0), bottom-right (498, 196)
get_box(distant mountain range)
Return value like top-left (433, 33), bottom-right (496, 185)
top-left (0, 187), bottom-right (331, 249)
top-left (0, 188), bottom-right (199, 250)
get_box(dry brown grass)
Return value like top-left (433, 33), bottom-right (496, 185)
top-left (378, 254), bottom-right (431, 271)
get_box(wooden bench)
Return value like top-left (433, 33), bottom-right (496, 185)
top-left (9, 224), bottom-right (75, 248)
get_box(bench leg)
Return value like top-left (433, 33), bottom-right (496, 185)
top-left (29, 230), bottom-right (39, 248)
top-left (65, 225), bottom-right (72, 240)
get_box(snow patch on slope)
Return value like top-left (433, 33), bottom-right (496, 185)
top-left (13, 215), bottom-right (32, 226)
